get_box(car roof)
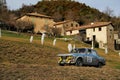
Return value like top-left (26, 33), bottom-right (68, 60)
top-left (74, 48), bottom-right (92, 50)
top-left (74, 48), bottom-right (96, 51)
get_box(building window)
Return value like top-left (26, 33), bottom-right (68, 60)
top-left (99, 27), bottom-right (102, 31)
top-left (110, 29), bottom-right (112, 31)
top-left (87, 37), bottom-right (89, 41)
top-left (110, 35), bottom-right (112, 39)
top-left (71, 23), bottom-right (73, 27)
top-left (93, 28), bottom-right (95, 32)
top-left (66, 24), bottom-right (68, 27)
top-left (76, 24), bottom-right (78, 27)
top-left (70, 30), bottom-right (72, 34)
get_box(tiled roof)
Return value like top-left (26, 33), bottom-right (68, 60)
top-left (79, 22), bottom-right (112, 29)
top-left (114, 31), bottom-right (119, 34)
top-left (54, 20), bottom-right (72, 25)
top-left (66, 22), bottom-right (112, 31)
top-left (26, 13), bottom-right (52, 19)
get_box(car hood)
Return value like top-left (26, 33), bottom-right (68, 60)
top-left (57, 53), bottom-right (83, 57)
top-left (57, 53), bottom-right (74, 57)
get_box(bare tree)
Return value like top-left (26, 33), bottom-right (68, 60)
top-left (65, 9), bottom-right (75, 20)
top-left (42, 24), bottom-right (62, 37)
top-left (103, 7), bottom-right (114, 17)
top-left (15, 21), bottom-right (34, 33)
top-left (52, 27), bottom-right (62, 37)
top-left (52, 12), bottom-right (63, 22)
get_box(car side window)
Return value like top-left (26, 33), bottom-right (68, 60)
top-left (71, 49), bottom-right (78, 53)
top-left (78, 48), bottom-right (86, 53)
top-left (88, 49), bottom-right (91, 54)
top-left (92, 50), bottom-right (98, 56)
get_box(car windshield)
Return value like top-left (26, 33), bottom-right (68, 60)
top-left (71, 48), bottom-right (86, 53)
top-left (92, 50), bottom-right (99, 57)
top-left (71, 49), bottom-right (78, 53)
top-left (78, 48), bottom-right (86, 53)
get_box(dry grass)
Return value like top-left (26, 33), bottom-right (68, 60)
top-left (0, 33), bottom-right (120, 80)
top-left (0, 64), bottom-right (120, 80)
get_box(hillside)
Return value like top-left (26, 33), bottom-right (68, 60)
top-left (0, 31), bottom-right (120, 80)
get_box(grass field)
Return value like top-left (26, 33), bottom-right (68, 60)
top-left (0, 30), bottom-right (120, 80)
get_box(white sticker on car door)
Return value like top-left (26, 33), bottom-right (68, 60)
top-left (87, 56), bottom-right (92, 63)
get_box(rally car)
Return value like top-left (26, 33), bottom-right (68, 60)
top-left (58, 48), bottom-right (105, 67)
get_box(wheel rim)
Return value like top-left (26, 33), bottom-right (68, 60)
top-left (98, 63), bottom-right (102, 68)
top-left (76, 59), bottom-right (82, 66)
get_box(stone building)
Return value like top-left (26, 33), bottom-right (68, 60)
top-left (17, 12), bottom-right (55, 33)
top-left (53, 20), bottom-right (79, 36)
top-left (79, 22), bottom-right (114, 50)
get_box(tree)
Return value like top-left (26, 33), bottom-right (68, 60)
top-left (15, 21), bottom-right (34, 33)
top-left (103, 7), bottom-right (114, 17)
top-left (0, 0), bottom-right (8, 20)
top-left (65, 9), bottom-right (75, 20)
top-left (52, 12), bottom-right (63, 22)
top-left (52, 27), bottom-right (62, 37)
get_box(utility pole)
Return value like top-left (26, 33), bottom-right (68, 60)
top-left (0, 0), bottom-right (7, 7)
top-left (91, 23), bottom-right (94, 49)
top-left (0, 0), bottom-right (7, 13)
top-left (0, 28), bottom-right (1, 38)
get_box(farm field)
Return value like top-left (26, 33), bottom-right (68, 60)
top-left (0, 30), bottom-right (120, 80)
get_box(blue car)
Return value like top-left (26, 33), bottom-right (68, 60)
top-left (58, 48), bottom-right (105, 67)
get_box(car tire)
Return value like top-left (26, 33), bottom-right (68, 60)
top-left (59, 64), bottom-right (65, 66)
top-left (75, 58), bottom-right (83, 66)
top-left (97, 62), bottom-right (102, 68)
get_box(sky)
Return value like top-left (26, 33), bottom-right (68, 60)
top-left (6, 0), bottom-right (120, 16)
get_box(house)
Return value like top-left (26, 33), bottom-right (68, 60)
top-left (78, 22), bottom-right (114, 50)
top-left (53, 20), bottom-right (79, 36)
top-left (17, 12), bottom-right (55, 33)
top-left (114, 31), bottom-right (120, 50)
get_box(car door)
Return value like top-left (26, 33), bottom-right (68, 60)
top-left (86, 55), bottom-right (93, 65)
top-left (85, 49), bottom-right (99, 65)
top-left (91, 50), bottom-right (100, 65)
top-left (84, 49), bottom-right (93, 65)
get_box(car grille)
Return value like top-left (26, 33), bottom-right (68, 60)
top-left (58, 56), bottom-right (74, 63)
top-left (61, 56), bottom-right (67, 60)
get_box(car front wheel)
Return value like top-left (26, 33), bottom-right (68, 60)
top-left (75, 58), bottom-right (83, 66)
top-left (59, 63), bottom-right (65, 66)
top-left (97, 62), bottom-right (102, 68)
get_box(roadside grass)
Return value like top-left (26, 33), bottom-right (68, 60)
top-left (1, 30), bottom-right (29, 39)
top-left (115, 65), bottom-right (120, 69)
top-left (1, 30), bottom-right (90, 51)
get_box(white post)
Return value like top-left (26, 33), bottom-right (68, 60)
top-left (91, 23), bottom-right (94, 49)
top-left (30, 35), bottom-right (33, 43)
top-left (68, 43), bottom-right (72, 52)
top-left (105, 46), bottom-right (108, 54)
top-left (119, 52), bottom-right (120, 56)
top-left (73, 44), bottom-right (75, 49)
top-left (41, 33), bottom-right (45, 45)
top-left (64, 38), bottom-right (67, 41)
top-left (0, 28), bottom-right (1, 38)
top-left (53, 39), bottom-right (56, 46)
top-left (91, 39), bottom-right (94, 49)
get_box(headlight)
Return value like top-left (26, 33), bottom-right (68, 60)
top-left (58, 57), bottom-right (62, 63)
top-left (66, 56), bottom-right (74, 62)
